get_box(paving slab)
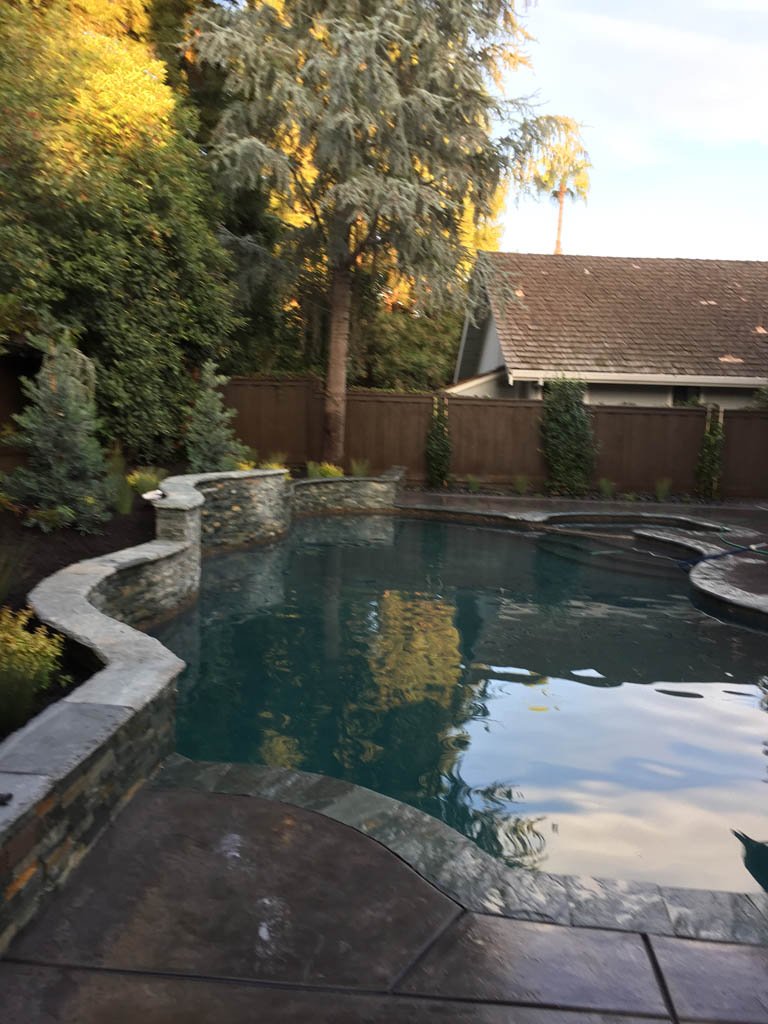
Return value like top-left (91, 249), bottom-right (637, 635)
top-left (8, 788), bottom-right (458, 988)
top-left (0, 963), bottom-right (672, 1024)
top-left (651, 934), bottom-right (768, 1023)
top-left (397, 913), bottom-right (668, 1017)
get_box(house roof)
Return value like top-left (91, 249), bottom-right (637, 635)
top-left (481, 252), bottom-right (768, 384)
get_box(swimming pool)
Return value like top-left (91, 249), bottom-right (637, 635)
top-left (154, 516), bottom-right (767, 893)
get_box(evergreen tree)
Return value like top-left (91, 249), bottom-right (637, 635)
top-left (185, 360), bottom-right (249, 472)
top-left (189, 0), bottom-right (544, 461)
top-left (2, 338), bottom-right (113, 533)
top-left (540, 378), bottom-right (595, 496)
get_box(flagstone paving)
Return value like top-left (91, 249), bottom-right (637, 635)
top-left (3, 779), bottom-right (768, 1023)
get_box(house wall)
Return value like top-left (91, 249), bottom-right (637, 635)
top-left (476, 315), bottom-right (504, 375)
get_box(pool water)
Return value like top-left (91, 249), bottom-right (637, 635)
top-left (154, 517), bottom-right (768, 893)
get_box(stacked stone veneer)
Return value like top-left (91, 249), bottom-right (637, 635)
top-left (0, 468), bottom-right (405, 952)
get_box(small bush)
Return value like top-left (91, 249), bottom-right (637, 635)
top-left (307, 461), bottom-right (344, 479)
top-left (598, 477), bottom-right (616, 499)
top-left (107, 448), bottom-right (134, 516)
top-left (513, 473), bottom-right (530, 496)
top-left (655, 477), bottom-right (672, 502)
top-left (3, 340), bottom-right (113, 533)
top-left (350, 458), bottom-right (371, 478)
top-left (696, 410), bottom-right (724, 500)
top-left (425, 395), bottom-right (451, 489)
top-left (0, 607), bottom-right (69, 736)
top-left (466, 474), bottom-right (481, 494)
top-left (127, 467), bottom-right (168, 496)
top-left (259, 452), bottom-right (288, 470)
top-left (185, 361), bottom-right (249, 472)
top-left (619, 491), bottom-right (638, 502)
top-left (540, 379), bottom-right (596, 496)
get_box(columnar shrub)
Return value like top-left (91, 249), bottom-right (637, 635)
top-left (2, 341), bottom-right (113, 532)
top-left (695, 407), bottom-right (724, 500)
top-left (425, 395), bottom-right (452, 489)
top-left (540, 378), bottom-right (595, 496)
top-left (185, 361), bottom-right (249, 472)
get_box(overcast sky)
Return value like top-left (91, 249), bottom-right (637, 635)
top-left (502, 0), bottom-right (768, 260)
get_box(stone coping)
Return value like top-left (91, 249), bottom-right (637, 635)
top-left (156, 755), bottom-right (768, 946)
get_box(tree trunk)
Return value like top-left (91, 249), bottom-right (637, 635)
top-left (554, 182), bottom-right (566, 255)
top-left (323, 265), bottom-right (352, 463)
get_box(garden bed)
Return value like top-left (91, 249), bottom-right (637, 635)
top-left (1, 502), bottom-right (155, 610)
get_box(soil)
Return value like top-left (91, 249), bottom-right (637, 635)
top-left (0, 501), bottom-right (156, 610)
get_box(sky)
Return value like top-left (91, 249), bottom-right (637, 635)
top-left (501, 0), bottom-right (768, 260)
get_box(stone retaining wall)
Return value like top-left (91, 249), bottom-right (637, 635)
top-left (292, 470), bottom-right (403, 517)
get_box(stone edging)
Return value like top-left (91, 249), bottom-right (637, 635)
top-left (155, 755), bottom-right (768, 946)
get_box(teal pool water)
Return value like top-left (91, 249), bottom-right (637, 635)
top-left (154, 517), bottom-right (768, 892)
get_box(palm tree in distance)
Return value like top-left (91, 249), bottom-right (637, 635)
top-left (527, 117), bottom-right (591, 254)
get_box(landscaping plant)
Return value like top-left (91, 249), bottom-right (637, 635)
top-left (597, 477), bottom-right (616, 499)
top-left (2, 340), bottom-right (113, 532)
top-left (425, 395), bottom-right (452, 489)
top-left (350, 458), bottom-right (371, 478)
top-left (540, 378), bottom-right (595, 496)
top-left (0, 607), bottom-right (68, 737)
top-left (126, 467), bottom-right (169, 497)
top-left (466, 474), bottom-right (481, 494)
top-left (696, 408), bottom-right (724, 500)
top-left (513, 474), bottom-right (530, 496)
top-left (655, 477), bottom-right (673, 502)
top-left (185, 361), bottom-right (250, 472)
top-left (307, 461), bottom-right (345, 479)
top-left (107, 447), bottom-right (134, 516)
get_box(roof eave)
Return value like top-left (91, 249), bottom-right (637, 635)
top-left (506, 369), bottom-right (767, 388)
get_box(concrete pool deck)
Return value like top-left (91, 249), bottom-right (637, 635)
top-left (4, 771), bottom-right (768, 1024)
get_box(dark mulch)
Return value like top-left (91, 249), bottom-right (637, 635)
top-left (0, 501), bottom-right (155, 611)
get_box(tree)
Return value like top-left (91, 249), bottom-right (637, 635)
top-left (526, 117), bottom-right (590, 255)
top-left (2, 336), bottom-right (113, 533)
top-left (190, 0), bottom-right (539, 461)
top-left (0, 1), bottom-right (237, 462)
top-left (185, 360), bottom-right (250, 472)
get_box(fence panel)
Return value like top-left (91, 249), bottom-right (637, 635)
top-left (722, 411), bottom-right (768, 498)
top-left (345, 392), bottom-right (434, 480)
top-left (591, 407), bottom-right (706, 494)
top-left (447, 397), bottom-right (546, 486)
top-left (224, 378), bottom-right (318, 466)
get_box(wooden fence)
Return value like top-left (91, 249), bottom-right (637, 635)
top-left (1, 361), bottom-right (766, 496)
top-left (224, 378), bottom-right (768, 498)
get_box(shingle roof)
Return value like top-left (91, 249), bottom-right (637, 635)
top-left (482, 252), bottom-right (768, 380)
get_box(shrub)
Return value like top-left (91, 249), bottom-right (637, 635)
top-left (619, 491), bottom-right (638, 502)
top-left (307, 461), bottom-right (344, 479)
top-left (126, 467), bottom-right (168, 496)
top-left (107, 447), bottom-right (134, 516)
top-left (0, 3), bottom-right (238, 463)
top-left (540, 379), bottom-right (595, 496)
top-left (0, 607), bottom-right (69, 736)
top-left (655, 477), bottom-right (673, 502)
top-left (466, 474), bottom-right (481, 494)
top-left (696, 409), bottom-right (724, 500)
top-left (598, 477), bottom-right (616, 499)
top-left (513, 473), bottom-right (530, 496)
top-left (185, 361), bottom-right (249, 472)
top-left (425, 395), bottom-right (451, 489)
top-left (2, 340), bottom-right (113, 533)
top-left (350, 458), bottom-right (371, 478)
top-left (259, 452), bottom-right (288, 470)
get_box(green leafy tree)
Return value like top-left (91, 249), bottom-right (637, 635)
top-left (185, 360), bottom-right (249, 472)
top-left (0, 1), bottom-right (237, 462)
top-left (2, 338), bottom-right (113, 533)
top-left (190, 0), bottom-right (542, 462)
top-left (540, 378), bottom-right (595, 496)
top-left (525, 116), bottom-right (590, 255)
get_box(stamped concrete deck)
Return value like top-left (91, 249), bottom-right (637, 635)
top-left (3, 776), bottom-right (768, 1024)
